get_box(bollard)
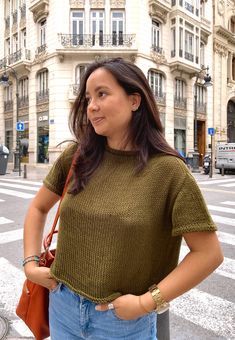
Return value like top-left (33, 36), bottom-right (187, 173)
top-left (221, 164), bottom-right (224, 176)
top-left (23, 164), bottom-right (27, 179)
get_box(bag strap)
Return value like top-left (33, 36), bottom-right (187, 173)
top-left (43, 157), bottom-right (76, 250)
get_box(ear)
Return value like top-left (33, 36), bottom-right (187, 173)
top-left (130, 93), bottom-right (141, 111)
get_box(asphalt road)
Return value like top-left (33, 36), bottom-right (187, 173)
top-left (0, 169), bottom-right (234, 339)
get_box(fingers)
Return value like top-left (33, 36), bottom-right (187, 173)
top-left (95, 302), bottom-right (115, 311)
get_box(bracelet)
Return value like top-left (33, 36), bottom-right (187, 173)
top-left (22, 255), bottom-right (40, 267)
top-left (138, 295), bottom-right (152, 314)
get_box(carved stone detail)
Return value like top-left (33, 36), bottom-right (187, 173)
top-left (4, 29), bottom-right (10, 38)
top-left (110, 0), bottom-right (126, 8)
top-left (20, 18), bottom-right (26, 29)
top-left (69, 0), bottom-right (85, 8)
top-left (150, 51), bottom-right (167, 65)
top-left (217, 0), bottom-right (225, 15)
top-left (149, 0), bottom-right (170, 24)
top-left (90, 0), bottom-right (105, 8)
top-left (29, 0), bottom-right (49, 23)
top-left (33, 51), bottom-right (48, 65)
top-left (36, 103), bottom-right (49, 113)
top-left (213, 41), bottom-right (228, 57)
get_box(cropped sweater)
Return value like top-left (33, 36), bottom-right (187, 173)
top-left (43, 144), bottom-right (217, 303)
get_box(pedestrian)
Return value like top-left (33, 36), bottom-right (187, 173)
top-left (23, 57), bottom-right (223, 340)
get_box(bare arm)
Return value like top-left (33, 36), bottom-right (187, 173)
top-left (23, 185), bottom-right (60, 290)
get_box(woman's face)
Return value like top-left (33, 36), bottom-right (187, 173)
top-left (85, 68), bottom-right (140, 150)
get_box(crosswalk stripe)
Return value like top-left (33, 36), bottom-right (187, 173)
top-left (180, 245), bottom-right (235, 280)
top-left (0, 217), bottom-right (13, 225)
top-left (0, 178), bottom-right (42, 186)
top-left (171, 288), bottom-right (235, 338)
top-left (221, 201), bottom-right (235, 206)
top-left (198, 178), bottom-right (235, 185)
top-left (217, 231), bottom-right (235, 246)
top-left (208, 204), bottom-right (235, 214)
top-left (0, 188), bottom-right (34, 199)
top-left (219, 182), bottom-right (235, 188)
top-left (0, 182), bottom-right (39, 191)
top-left (0, 228), bottom-right (23, 244)
top-left (0, 257), bottom-right (34, 337)
top-left (211, 214), bottom-right (235, 226)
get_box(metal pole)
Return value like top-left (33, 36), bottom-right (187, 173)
top-left (192, 75), bottom-right (200, 172)
top-left (209, 134), bottom-right (213, 178)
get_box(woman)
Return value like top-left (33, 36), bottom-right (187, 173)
top-left (23, 58), bottom-right (223, 339)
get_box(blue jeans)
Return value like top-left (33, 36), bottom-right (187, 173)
top-left (49, 283), bottom-right (157, 340)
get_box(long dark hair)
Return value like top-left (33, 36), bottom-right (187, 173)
top-left (69, 57), bottom-right (183, 194)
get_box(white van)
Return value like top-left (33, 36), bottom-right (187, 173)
top-left (215, 143), bottom-right (235, 173)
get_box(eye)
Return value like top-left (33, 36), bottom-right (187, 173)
top-left (98, 91), bottom-right (107, 98)
top-left (85, 96), bottom-right (91, 104)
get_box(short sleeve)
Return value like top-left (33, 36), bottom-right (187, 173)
top-left (172, 172), bottom-right (217, 236)
top-left (43, 143), bottom-right (77, 196)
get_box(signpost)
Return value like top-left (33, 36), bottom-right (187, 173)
top-left (16, 121), bottom-right (25, 132)
top-left (208, 128), bottom-right (215, 178)
top-left (15, 121), bottom-right (24, 176)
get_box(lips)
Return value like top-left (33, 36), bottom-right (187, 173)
top-left (91, 117), bottom-right (105, 125)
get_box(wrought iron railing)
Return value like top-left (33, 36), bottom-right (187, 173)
top-left (4, 100), bottom-right (13, 112)
top-left (151, 45), bottom-right (163, 54)
top-left (196, 102), bottom-right (207, 113)
top-left (19, 96), bottom-right (29, 108)
top-left (35, 44), bottom-right (47, 55)
top-left (12, 10), bottom-right (18, 24)
top-left (7, 49), bottom-right (31, 65)
top-left (185, 52), bottom-right (194, 62)
top-left (174, 96), bottom-right (187, 109)
top-left (171, 50), bottom-right (176, 57)
top-left (59, 33), bottom-right (135, 48)
top-left (154, 92), bottom-right (166, 105)
top-left (185, 1), bottom-right (194, 12)
top-left (36, 89), bottom-right (49, 104)
top-left (5, 16), bottom-right (10, 29)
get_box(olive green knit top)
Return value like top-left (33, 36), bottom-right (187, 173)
top-left (43, 144), bottom-right (217, 303)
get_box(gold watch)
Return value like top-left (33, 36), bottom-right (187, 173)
top-left (148, 284), bottom-right (170, 314)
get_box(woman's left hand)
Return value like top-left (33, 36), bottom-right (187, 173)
top-left (95, 294), bottom-right (148, 320)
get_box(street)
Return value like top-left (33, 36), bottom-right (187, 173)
top-left (0, 170), bottom-right (234, 339)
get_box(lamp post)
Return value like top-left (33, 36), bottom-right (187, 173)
top-left (192, 66), bottom-right (212, 173)
top-left (0, 66), bottom-right (21, 176)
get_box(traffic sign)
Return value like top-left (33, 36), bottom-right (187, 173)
top-left (16, 121), bottom-right (25, 131)
top-left (208, 127), bottom-right (215, 136)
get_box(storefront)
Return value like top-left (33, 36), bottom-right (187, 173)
top-left (174, 116), bottom-right (186, 157)
top-left (37, 112), bottom-right (49, 163)
top-left (5, 119), bottom-right (13, 162)
top-left (19, 115), bottom-right (29, 163)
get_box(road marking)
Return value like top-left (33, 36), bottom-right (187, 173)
top-left (221, 201), bottom-right (235, 206)
top-left (201, 187), bottom-right (235, 195)
top-left (211, 214), bottom-right (235, 226)
top-left (219, 183), bottom-right (235, 188)
top-left (0, 217), bottom-right (13, 225)
top-left (0, 182), bottom-right (39, 191)
top-left (0, 257), bottom-right (33, 337)
top-left (198, 178), bottom-right (235, 185)
top-left (217, 231), bottom-right (235, 246)
top-left (0, 188), bottom-right (34, 199)
top-left (0, 178), bottom-right (42, 186)
top-left (171, 288), bottom-right (235, 339)
top-left (208, 204), bottom-right (235, 214)
top-left (180, 245), bottom-right (235, 280)
top-left (0, 228), bottom-right (23, 244)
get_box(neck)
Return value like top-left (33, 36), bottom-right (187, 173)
top-left (107, 138), bottom-right (134, 151)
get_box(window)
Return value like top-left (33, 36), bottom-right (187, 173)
top-left (71, 11), bottom-right (84, 45)
top-left (148, 70), bottom-right (164, 98)
top-left (185, 0), bottom-right (194, 13)
top-left (200, 42), bottom-right (205, 67)
top-left (179, 27), bottom-right (183, 57)
top-left (75, 64), bottom-right (88, 85)
top-left (152, 20), bottom-right (161, 53)
top-left (232, 57), bottom-right (235, 81)
top-left (19, 77), bottom-right (28, 98)
top-left (111, 11), bottom-right (124, 45)
top-left (37, 69), bottom-right (48, 94)
top-left (200, 1), bottom-right (206, 17)
top-left (39, 19), bottom-right (46, 47)
top-left (175, 79), bottom-right (185, 99)
top-left (5, 38), bottom-right (10, 55)
top-left (91, 10), bottom-right (104, 46)
top-left (4, 85), bottom-right (13, 102)
top-left (230, 17), bottom-right (235, 33)
top-left (21, 28), bottom-right (26, 48)
top-left (185, 30), bottom-right (193, 61)
top-left (195, 84), bottom-right (206, 112)
top-left (171, 27), bottom-right (176, 57)
top-left (13, 33), bottom-right (18, 52)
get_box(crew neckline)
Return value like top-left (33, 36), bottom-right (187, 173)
top-left (105, 145), bottom-right (138, 156)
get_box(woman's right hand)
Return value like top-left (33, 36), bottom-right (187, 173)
top-left (24, 263), bottom-right (58, 291)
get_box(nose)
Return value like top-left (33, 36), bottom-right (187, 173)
top-left (87, 98), bottom-right (99, 112)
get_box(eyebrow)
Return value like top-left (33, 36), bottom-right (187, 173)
top-left (85, 85), bottom-right (110, 96)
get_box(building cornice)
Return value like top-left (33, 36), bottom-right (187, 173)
top-left (29, 0), bottom-right (49, 23)
top-left (214, 25), bottom-right (235, 45)
top-left (148, 0), bottom-right (171, 23)
top-left (213, 39), bottom-right (228, 57)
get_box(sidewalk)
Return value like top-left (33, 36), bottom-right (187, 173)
top-left (4, 162), bottom-right (52, 181)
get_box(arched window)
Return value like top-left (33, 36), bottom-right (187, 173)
top-left (75, 64), bottom-right (88, 85)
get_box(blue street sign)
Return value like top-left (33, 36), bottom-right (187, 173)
top-left (208, 127), bottom-right (215, 136)
top-left (16, 121), bottom-right (25, 131)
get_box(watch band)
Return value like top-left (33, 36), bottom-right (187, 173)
top-left (148, 284), bottom-right (170, 314)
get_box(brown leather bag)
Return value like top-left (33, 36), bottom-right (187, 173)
top-left (16, 165), bottom-right (73, 340)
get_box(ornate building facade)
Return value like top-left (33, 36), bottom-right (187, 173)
top-left (0, 0), bottom-right (234, 166)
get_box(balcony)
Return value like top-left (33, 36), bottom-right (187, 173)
top-left (174, 96), bottom-right (187, 109)
top-left (151, 45), bottom-right (163, 54)
top-left (36, 89), bottom-right (49, 104)
top-left (58, 33), bottom-right (135, 49)
top-left (154, 92), bottom-right (166, 106)
top-left (29, 0), bottom-right (49, 22)
top-left (35, 44), bottom-right (47, 55)
top-left (19, 96), bottom-right (29, 108)
top-left (0, 49), bottom-right (31, 70)
top-left (4, 100), bottom-right (13, 112)
top-left (196, 102), bottom-right (207, 114)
